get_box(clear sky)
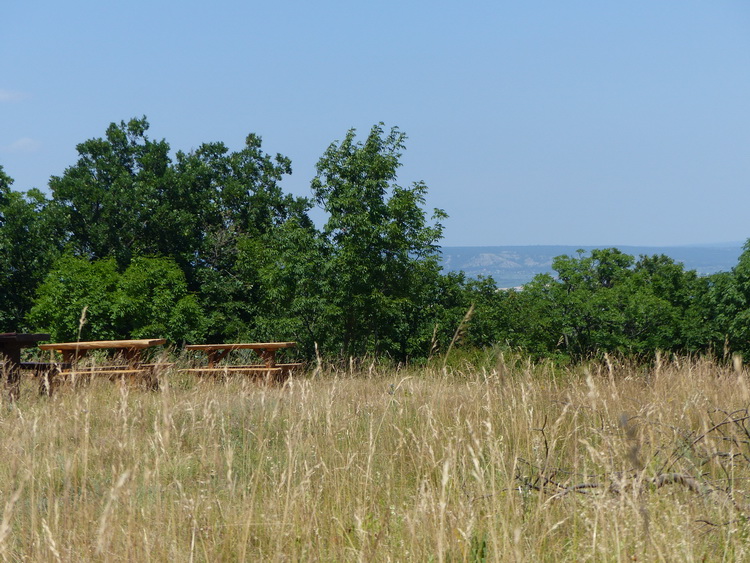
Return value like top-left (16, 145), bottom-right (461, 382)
top-left (2, 1), bottom-right (749, 247)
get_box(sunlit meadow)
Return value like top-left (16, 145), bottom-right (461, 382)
top-left (0, 352), bottom-right (748, 561)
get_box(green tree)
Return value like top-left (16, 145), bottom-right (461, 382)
top-left (49, 117), bottom-right (173, 267)
top-left (232, 218), bottom-right (336, 356)
top-left (485, 248), bottom-right (714, 360)
top-left (28, 255), bottom-right (206, 343)
top-left (47, 118), bottom-right (315, 341)
top-left (705, 241), bottom-right (750, 357)
top-left (546, 248), bottom-right (635, 356)
top-left (114, 256), bottom-right (206, 343)
top-left (630, 254), bottom-right (713, 353)
top-left (0, 166), bottom-right (60, 330)
top-left (28, 255), bottom-right (120, 341)
top-left (172, 135), bottom-right (313, 340)
top-left (311, 124), bottom-right (446, 359)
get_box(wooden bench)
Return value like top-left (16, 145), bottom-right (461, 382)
top-left (185, 363), bottom-right (302, 383)
top-left (54, 366), bottom-right (172, 392)
top-left (19, 361), bottom-right (71, 374)
top-left (66, 363), bottom-right (174, 374)
top-left (38, 339), bottom-right (168, 393)
top-left (185, 342), bottom-right (301, 384)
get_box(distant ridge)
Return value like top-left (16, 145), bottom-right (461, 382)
top-left (440, 243), bottom-right (745, 288)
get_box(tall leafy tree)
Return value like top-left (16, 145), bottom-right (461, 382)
top-left (311, 124), bottom-right (446, 359)
top-left (550, 248), bottom-right (636, 355)
top-left (630, 254), bottom-right (713, 353)
top-left (171, 134), bottom-right (310, 271)
top-left (173, 135), bottom-right (313, 340)
top-left (49, 117), bottom-right (173, 267)
top-left (705, 241), bottom-right (750, 357)
top-left (235, 218), bottom-right (335, 356)
top-left (484, 248), bottom-right (717, 360)
top-left (46, 118), bottom-right (315, 341)
top-left (0, 166), bottom-right (60, 330)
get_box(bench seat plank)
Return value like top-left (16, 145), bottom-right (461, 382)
top-left (186, 367), bottom-right (283, 374)
top-left (19, 361), bottom-right (71, 371)
top-left (60, 369), bottom-right (146, 376)
top-left (186, 362), bottom-right (301, 373)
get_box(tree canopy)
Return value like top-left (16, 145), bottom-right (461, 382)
top-left (311, 124), bottom-right (446, 358)
top-left (2, 118), bottom-right (750, 364)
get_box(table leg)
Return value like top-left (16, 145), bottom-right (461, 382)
top-left (1, 344), bottom-right (22, 401)
top-left (254, 349), bottom-right (276, 368)
top-left (61, 350), bottom-right (82, 365)
top-left (206, 349), bottom-right (231, 368)
top-left (123, 349), bottom-right (142, 368)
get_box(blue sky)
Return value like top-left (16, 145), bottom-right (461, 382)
top-left (2, 1), bottom-right (749, 247)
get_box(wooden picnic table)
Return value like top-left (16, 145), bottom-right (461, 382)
top-left (185, 342), bottom-right (301, 382)
top-left (39, 338), bottom-right (166, 364)
top-left (38, 338), bottom-right (168, 390)
top-left (0, 332), bottom-right (51, 399)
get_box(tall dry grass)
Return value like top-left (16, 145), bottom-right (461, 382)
top-left (0, 353), bottom-right (748, 560)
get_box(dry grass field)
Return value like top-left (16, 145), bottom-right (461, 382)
top-left (1, 353), bottom-right (750, 561)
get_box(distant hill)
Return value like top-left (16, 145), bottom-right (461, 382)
top-left (440, 244), bottom-right (745, 288)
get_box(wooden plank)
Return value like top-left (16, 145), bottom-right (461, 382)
top-left (185, 342), bottom-right (296, 351)
top-left (186, 367), bottom-right (287, 384)
top-left (19, 361), bottom-right (71, 372)
top-left (41, 366), bottom-right (160, 396)
top-left (69, 364), bottom-right (171, 372)
top-left (39, 339), bottom-right (166, 351)
top-left (60, 369), bottom-right (146, 376)
top-left (0, 333), bottom-right (50, 344)
top-left (72, 364), bottom-right (128, 371)
top-left (186, 367), bottom-right (283, 373)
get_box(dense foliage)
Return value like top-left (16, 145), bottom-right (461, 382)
top-left (2, 117), bottom-right (749, 362)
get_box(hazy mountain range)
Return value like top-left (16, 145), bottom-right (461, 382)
top-left (440, 243), bottom-right (746, 288)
